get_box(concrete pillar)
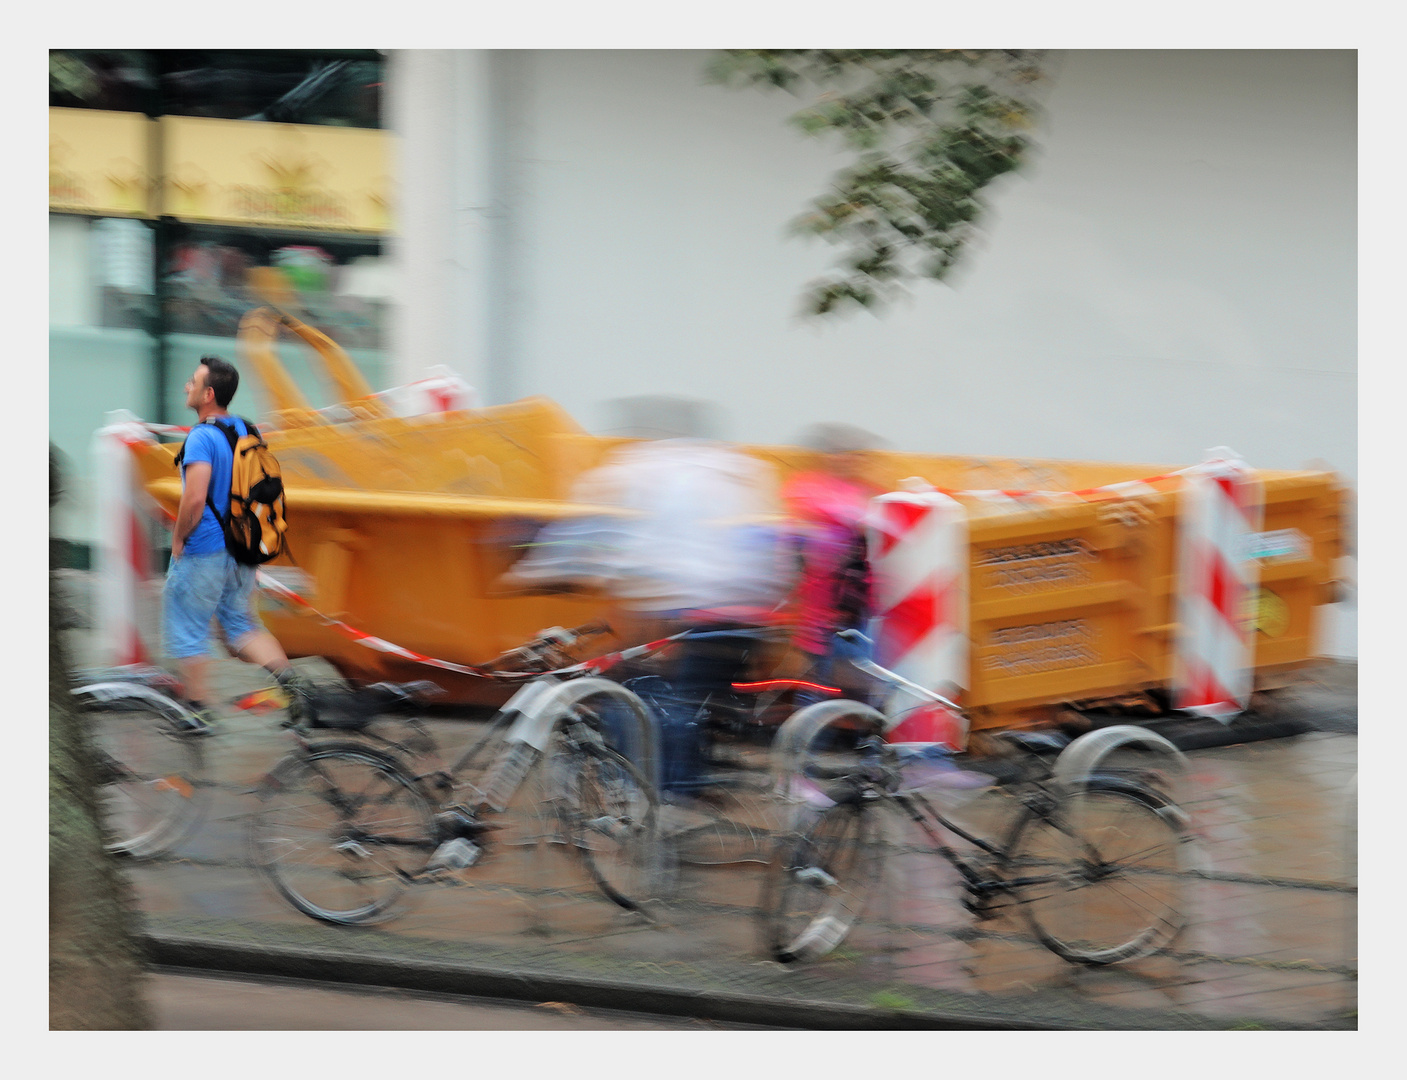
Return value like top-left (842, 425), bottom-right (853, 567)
top-left (450, 50), bottom-right (496, 401)
top-left (485, 50), bottom-right (531, 407)
top-left (385, 50), bottom-right (495, 398)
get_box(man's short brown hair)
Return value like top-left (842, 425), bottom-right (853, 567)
top-left (200, 355), bottom-right (240, 408)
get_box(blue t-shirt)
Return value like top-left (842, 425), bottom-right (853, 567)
top-left (179, 416), bottom-right (251, 555)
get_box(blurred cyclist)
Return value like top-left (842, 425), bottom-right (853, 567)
top-left (501, 397), bottom-right (791, 800)
top-left (780, 423), bottom-right (885, 707)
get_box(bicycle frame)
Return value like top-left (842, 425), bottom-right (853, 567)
top-left (308, 622), bottom-right (756, 818)
top-left (874, 767), bottom-right (1071, 912)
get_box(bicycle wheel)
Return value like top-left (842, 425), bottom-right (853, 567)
top-left (250, 741), bottom-right (437, 925)
top-left (761, 797), bottom-right (879, 963)
top-left (1008, 780), bottom-right (1191, 965)
top-left (74, 683), bottom-right (209, 859)
top-left (556, 744), bottom-right (661, 910)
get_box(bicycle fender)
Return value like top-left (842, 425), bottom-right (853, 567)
top-left (1079, 772), bottom-right (1193, 831)
top-left (71, 681), bottom-right (193, 718)
top-left (1052, 725), bottom-right (1187, 790)
top-left (771, 700), bottom-right (886, 775)
top-left (502, 681), bottom-right (564, 752)
top-left (498, 679), bottom-right (559, 739)
top-left (497, 677), bottom-right (589, 751)
top-left (508, 677), bottom-right (661, 792)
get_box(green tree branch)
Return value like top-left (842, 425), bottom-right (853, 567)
top-left (709, 49), bottom-right (1048, 316)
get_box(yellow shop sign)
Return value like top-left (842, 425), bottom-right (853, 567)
top-left (160, 116), bottom-right (392, 234)
top-left (49, 108), bottom-right (155, 218)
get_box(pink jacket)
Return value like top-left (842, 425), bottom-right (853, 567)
top-left (781, 472), bottom-right (876, 655)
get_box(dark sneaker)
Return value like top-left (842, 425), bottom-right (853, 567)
top-left (174, 706), bottom-right (217, 737)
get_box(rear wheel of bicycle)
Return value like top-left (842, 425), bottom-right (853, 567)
top-left (250, 742), bottom-right (437, 926)
top-left (1009, 781), bottom-right (1191, 965)
top-left (75, 684), bottom-right (210, 859)
top-left (558, 744), bottom-right (661, 910)
top-left (761, 797), bottom-right (879, 963)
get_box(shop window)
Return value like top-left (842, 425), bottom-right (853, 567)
top-left (49, 214), bottom-right (155, 329)
top-left (50, 50), bottom-right (383, 129)
top-left (161, 224), bottom-right (388, 350)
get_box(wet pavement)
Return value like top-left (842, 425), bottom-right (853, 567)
top-left (64, 609), bottom-right (1356, 1030)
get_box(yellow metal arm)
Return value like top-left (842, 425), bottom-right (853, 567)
top-left (236, 308), bottom-right (324, 428)
top-left (276, 310), bottom-right (390, 419)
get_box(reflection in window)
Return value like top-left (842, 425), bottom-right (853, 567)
top-left (93, 218), bottom-right (155, 329)
top-left (50, 50), bottom-right (384, 129)
top-left (157, 52), bottom-right (383, 128)
top-left (49, 215), bottom-right (155, 329)
top-left (50, 51), bottom-right (155, 113)
top-left (161, 225), bottom-right (388, 349)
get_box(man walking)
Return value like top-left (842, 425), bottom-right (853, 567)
top-left (164, 355), bottom-right (305, 732)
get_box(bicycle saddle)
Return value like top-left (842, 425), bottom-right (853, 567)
top-left (305, 680), bottom-right (444, 730)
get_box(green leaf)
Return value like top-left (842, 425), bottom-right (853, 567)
top-left (713, 48), bottom-right (1048, 316)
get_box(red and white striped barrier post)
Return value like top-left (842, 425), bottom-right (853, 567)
top-left (866, 480), bottom-right (969, 748)
top-left (1172, 449), bottom-right (1264, 720)
top-left (92, 412), bottom-right (161, 668)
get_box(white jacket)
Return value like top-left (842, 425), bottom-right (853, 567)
top-left (512, 439), bottom-right (793, 613)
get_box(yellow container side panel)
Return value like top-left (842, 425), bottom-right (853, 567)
top-left (962, 501), bottom-right (1157, 726)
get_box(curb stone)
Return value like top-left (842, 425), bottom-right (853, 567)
top-left (135, 914), bottom-right (1344, 1031)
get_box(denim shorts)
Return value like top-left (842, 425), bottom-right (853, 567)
top-left (163, 550), bottom-right (263, 659)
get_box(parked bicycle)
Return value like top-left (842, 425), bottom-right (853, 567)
top-left (761, 630), bottom-right (1196, 967)
top-left (247, 621), bottom-right (720, 926)
top-left (70, 669), bottom-right (213, 859)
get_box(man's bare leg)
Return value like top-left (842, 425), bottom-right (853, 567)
top-left (230, 630), bottom-right (292, 676)
top-left (176, 654), bottom-right (212, 707)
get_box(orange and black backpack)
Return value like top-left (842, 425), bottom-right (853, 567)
top-left (176, 417), bottom-right (288, 565)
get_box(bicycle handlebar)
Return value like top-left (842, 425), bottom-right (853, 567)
top-left (836, 629), bottom-right (962, 714)
top-left (481, 621), bottom-right (615, 674)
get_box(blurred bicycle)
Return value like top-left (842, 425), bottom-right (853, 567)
top-left (70, 672), bottom-right (213, 859)
top-left (249, 621), bottom-right (740, 925)
top-left (760, 630), bottom-right (1197, 966)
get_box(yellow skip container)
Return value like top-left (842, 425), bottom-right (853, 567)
top-left (131, 316), bottom-right (1351, 729)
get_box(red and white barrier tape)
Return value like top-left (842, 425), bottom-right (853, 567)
top-left (254, 570), bottom-right (490, 678)
top-left (253, 569), bottom-right (690, 679)
top-left (938, 470), bottom-right (1191, 507)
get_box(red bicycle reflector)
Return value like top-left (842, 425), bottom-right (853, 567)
top-left (155, 775), bottom-right (194, 799)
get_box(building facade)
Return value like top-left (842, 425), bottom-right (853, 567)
top-left (49, 50), bottom-right (395, 551)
